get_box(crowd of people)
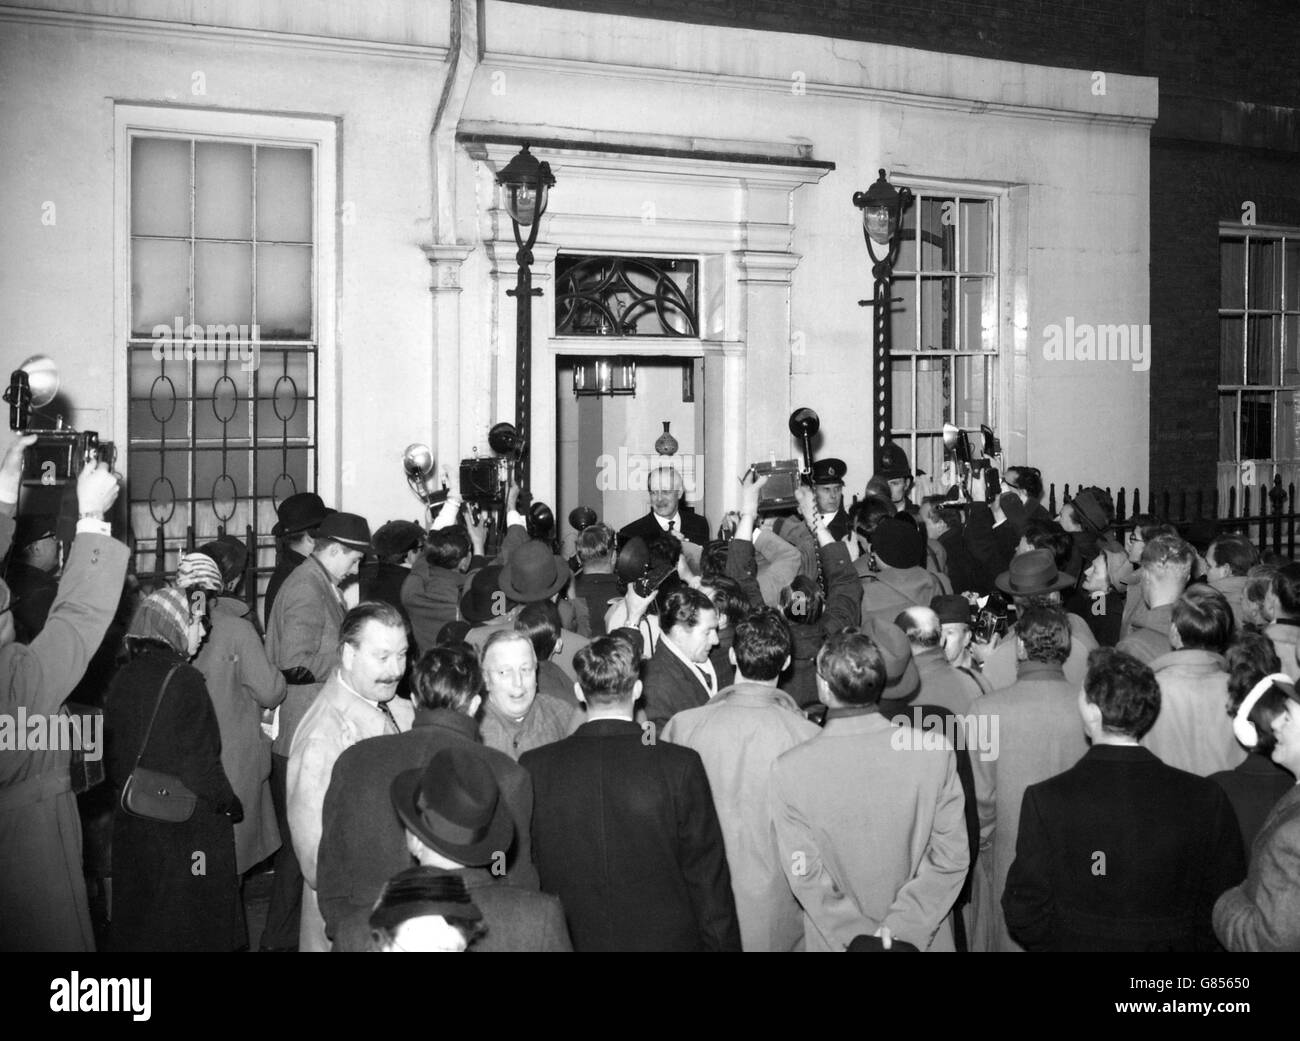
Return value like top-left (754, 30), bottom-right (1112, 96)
top-left (1, 432), bottom-right (1298, 953)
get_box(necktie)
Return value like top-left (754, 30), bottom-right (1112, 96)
top-left (667, 519), bottom-right (676, 534)
top-left (378, 700), bottom-right (400, 735)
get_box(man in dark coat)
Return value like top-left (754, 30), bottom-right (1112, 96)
top-left (6, 513), bottom-right (59, 642)
top-left (810, 458), bottom-right (851, 542)
top-left (335, 746), bottom-right (570, 952)
top-left (521, 636), bottom-right (740, 952)
top-left (359, 519), bottom-right (423, 614)
top-left (317, 644), bottom-right (538, 942)
top-left (0, 440), bottom-right (129, 952)
top-left (640, 587), bottom-right (720, 736)
top-left (618, 465), bottom-right (709, 549)
top-left (1003, 648), bottom-right (1246, 951)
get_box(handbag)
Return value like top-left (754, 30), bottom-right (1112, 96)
top-left (120, 665), bottom-right (198, 823)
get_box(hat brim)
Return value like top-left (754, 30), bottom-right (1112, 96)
top-left (391, 768), bottom-right (516, 869)
top-left (327, 535), bottom-right (373, 551)
top-left (879, 657), bottom-right (921, 708)
top-left (273, 507), bottom-right (335, 538)
top-left (498, 558), bottom-right (570, 603)
top-left (995, 570), bottom-right (1075, 596)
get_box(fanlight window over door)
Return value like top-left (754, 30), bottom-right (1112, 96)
top-left (556, 255), bottom-right (698, 337)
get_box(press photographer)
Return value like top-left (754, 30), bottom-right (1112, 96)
top-left (0, 432), bottom-right (128, 952)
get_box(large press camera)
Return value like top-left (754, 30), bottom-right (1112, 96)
top-left (745, 407), bottom-right (822, 517)
top-left (943, 422), bottom-right (1004, 504)
top-left (4, 355), bottom-right (114, 485)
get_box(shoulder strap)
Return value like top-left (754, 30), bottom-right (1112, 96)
top-left (132, 664), bottom-right (183, 771)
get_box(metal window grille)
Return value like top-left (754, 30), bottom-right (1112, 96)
top-left (127, 135), bottom-right (317, 601)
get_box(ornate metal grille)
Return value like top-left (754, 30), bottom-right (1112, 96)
top-left (127, 136), bottom-right (317, 598)
top-left (556, 255), bottom-right (698, 336)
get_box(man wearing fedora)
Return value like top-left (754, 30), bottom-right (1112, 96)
top-left (977, 548), bottom-right (1098, 690)
top-left (318, 644), bottom-right (541, 946)
top-left (522, 636), bottom-right (740, 951)
top-left (333, 748), bottom-right (569, 952)
top-left (618, 465), bottom-right (710, 550)
top-left (858, 516), bottom-right (946, 628)
top-left (464, 540), bottom-right (591, 681)
top-left (771, 630), bottom-right (968, 951)
top-left (264, 491), bottom-right (332, 628)
top-left (969, 605), bottom-right (1089, 952)
top-left (262, 510), bottom-right (370, 950)
top-left (288, 601), bottom-right (415, 952)
top-left (478, 629), bottom-right (582, 761)
top-left (810, 457), bottom-right (851, 542)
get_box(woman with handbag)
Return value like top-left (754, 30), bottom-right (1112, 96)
top-left (104, 587), bottom-right (244, 951)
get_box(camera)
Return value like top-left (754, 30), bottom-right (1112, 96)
top-left (972, 591), bottom-right (1014, 643)
top-left (747, 460), bottom-right (802, 515)
top-left (4, 356), bottom-right (114, 486)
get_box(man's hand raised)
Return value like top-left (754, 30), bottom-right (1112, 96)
top-left (76, 460), bottom-right (120, 518)
top-left (0, 433), bottom-right (37, 505)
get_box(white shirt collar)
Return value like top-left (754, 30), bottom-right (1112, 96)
top-left (661, 632), bottom-right (718, 698)
top-left (653, 511), bottom-right (681, 532)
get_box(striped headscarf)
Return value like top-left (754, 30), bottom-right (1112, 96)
top-left (176, 551), bottom-right (224, 592)
top-left (127, 587), bottom-right (192, 655)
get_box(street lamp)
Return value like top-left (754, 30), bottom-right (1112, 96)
top-left (495, 144), bottom-right (555, 495)
top-left (852, 169), bottom-right (914, 472)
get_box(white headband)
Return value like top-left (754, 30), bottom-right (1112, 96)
top-left (1233, 672), bottom-right (1293, 749)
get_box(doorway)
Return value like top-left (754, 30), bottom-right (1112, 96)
top-left (556, 355), bottom-right (705, 537)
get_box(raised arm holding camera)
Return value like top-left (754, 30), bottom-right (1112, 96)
top-left (0, 433), bottom-right (129, 952)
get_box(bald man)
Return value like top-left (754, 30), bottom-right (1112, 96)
top-left (618, 467), bottom-right (710, 549)
top-left (895, 606), bottom-right (985, 715)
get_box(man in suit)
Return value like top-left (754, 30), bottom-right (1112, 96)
top-left (334, 747), bottom-right (570, 952)
top-left (771, 629), bottom-right (969, 951)
top-left (263, 491), bottom-right (332, 627)
top-left (317, 643), bottom-right (538, 942)
top-left (521, 635), bottom-right (740, 951)
top-left (1004, 648), bottom-right (1246, 951)
top-left (895, 606), bottom-right (984, 714)
top-left (0, 437), bottom-right (127, 952)
top-left (663, 609), bottom-right (820, 951)
top-left (970, 605), bottom-right (1089, 952)
top-left (262, 510), bottom-right (369, 950)
top-left (618, 465), bottom-right (710, 549)
top-left (288, 601), bottom-right (415, 952)
top-left (641, 587), bottom-right (720, 735)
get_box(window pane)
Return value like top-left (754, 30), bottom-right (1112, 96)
top-left (256, 244), bottom-right (312, 339)
top-left (890, 277), bottom-right (918, 352)
top-left (954, 354), bottom-right (993, 430)
top-left (1220, 317), bottom-right (1244, 384)
top-left (891, 357), bottom-right (914, 429)
top-left (195, 142), bottom-right (252, 241)
top-left (1286, 315), bottom-right (1300, 386)
top-left (961, 278), bottom-right (995, 352)
top-left (914, 356), bottom-right (949, 430)
top-left (256, 146), bottom-right (313, 243)
top-left (194, 241), bottom-right (252, 327)
top-left (919, 278), bottom-right (954, 351)
top-left (960, 200), bottom-right (991, 272)
top-left (131, 238), bottom-right (189, 335)
top-left (1248, 240), bottom-right (1282, 310)
top-left (1246, 315), bottom-right (1280, 385)
top-left (1278, 393), bottom-right (1299, 464)
top-left (896, 208), bottom-right (917, 273)
top-left (1286, 240), bottom-right (1300, 311)
top-left (1221, 238), bottom-right (1246, 310)
top-left (195, 366), bottom-right (252, 441)
top-left (195, 448), bottom-right (250, 520)
top-left (919, 197), bottom-right (956, 272)
top-left (1219, 392), bottom-right (1238, 461)
top-left (1241, 391), bottom-right (1272, 460)
top-left (913, 433), bottom-right (944, 487)
top-left (256, 446), bottom-right (311, 499)
top-left (132, 137), bottom-right (190, 238)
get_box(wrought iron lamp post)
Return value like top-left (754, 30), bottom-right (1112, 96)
top-left (852, 169), bottom-right (914, 473)
top-left (495, 144), bottom-right (555, 494)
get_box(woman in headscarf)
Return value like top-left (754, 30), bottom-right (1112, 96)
top-left (104, 586), bottom-right (243, 951)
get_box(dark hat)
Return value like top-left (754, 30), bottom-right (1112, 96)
top-left (199, 536), bottom-right (248, 586)
top-left (568, 506), bottom-right (598, 532)
top-left (390, 748), bottom-right (515, 868)
top-left (374, 520), bottom-right (425, 559)
top-left (810, 458), bottom-right (847, 486)
top-left (871, 517), bottom-right (925, 569)
top-left (273, 492), bottom-right (333, 537)
top-left (876, 442), bottom-right (914, 480)
top-left (1067, 489), bottom-right (1109, 535)
top-left (499, 540), bottom-right (569, 603)
top-left (460, 565), bottom-right (510, 624)
top-left (995, 548), bottom-right (1073, 596)
top-left (315, 512), bottom-right (372, 551)
top-left (435, 619), bottom-right (474, 647)
top-left (368, 868), bottom-right (483, 934)
top-left (13, 514), bottom-right (57, 549)
top-left (864, 617), bottom-right (921, 708)
top-left (931, 594), bottom-right (973, 626)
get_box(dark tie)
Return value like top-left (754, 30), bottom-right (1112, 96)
top-left (378, 700), bottom-right (400, 735)
top-left (668, 520), bottom-right (676, 534)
